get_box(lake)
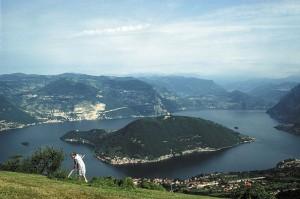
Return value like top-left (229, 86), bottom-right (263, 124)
top-left (0, 110), bottom-right (299, 179)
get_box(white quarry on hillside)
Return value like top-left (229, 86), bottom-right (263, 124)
top-left (74, 102), bottom-right (106, 120)
top-left (52, 109), bottom-right (68, 118)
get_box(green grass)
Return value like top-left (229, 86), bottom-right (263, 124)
top-left (0, 171), bottom-right (220, 199)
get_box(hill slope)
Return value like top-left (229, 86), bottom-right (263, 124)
top-left (140, 76), bottom-right (227, 97)
top-left (226, 90), bottom-right (268, 109)
top-left (0, 73), bottom-right (171, 126)
top-left (248, 82), bottom-right (298, 106)
top-left (62, 116), bottom-right (252, 165)
top-left (0, 171), bottom-right (218, 199)
top-left (140, 76), bottom-right (269, 110)
top-left (267, 84), bottom-right (300, 135)
top-left (0, 95), bottom-right (36, 124)
top-left (267, 84), bottom-right (300, 123)
top-left (38, 78), bottom-right (98, 97)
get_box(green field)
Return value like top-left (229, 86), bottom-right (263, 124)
top-left (0, 171), bottom-right (221, 199)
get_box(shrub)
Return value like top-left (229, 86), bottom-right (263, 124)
top-left (0, 147), bottom-right (64, 177)
top-left (24, 147), bottom-right (64, 175)
top-left (119, 177), bottom-right (135, 189)
top-left (90, 177), bottom-right (118, 187)
top-left (140, 179), bottom-right (165, 191)
top-left (232, 182), bottom-right (275, 199)
top-left (90, 177), bottom-right (135, 189)
top-left (0, 155), bottom-right (23, 172)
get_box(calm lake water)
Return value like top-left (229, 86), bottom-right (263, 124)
top-left (0, 110), bottom-right (299, 179)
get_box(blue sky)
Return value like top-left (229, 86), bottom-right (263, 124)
top-left (1, 0), bottom-right (300, 78)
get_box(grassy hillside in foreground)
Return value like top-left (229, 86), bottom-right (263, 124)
top-left (0, 171), bottom-right (220, 199)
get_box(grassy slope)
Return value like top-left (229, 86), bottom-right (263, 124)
top-left (0, 171), bottom-right (219, 199)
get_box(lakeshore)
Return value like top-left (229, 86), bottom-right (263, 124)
top-left (1, 110), bottom-right (300, 179)
top-left (95, 138), bottom-right (255, 165)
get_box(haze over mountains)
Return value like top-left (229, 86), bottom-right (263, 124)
top-left (268, 84), bottom-right (300, 123)
top-left (223, 76), bottom-right (300, 106)
top-left (0, 73), bottom-right (299, 131)
top-left (267, 84), bottom-right (300, 135)
top-left (0, 95), bottom-right (37, 125)
top-left (140, 75), bottom-right (299, 110)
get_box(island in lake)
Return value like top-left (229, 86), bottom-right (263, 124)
top-left (61, 115), bottom-right (254, 165)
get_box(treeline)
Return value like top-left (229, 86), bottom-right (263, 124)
top-left (0, 146), bottom-right (64, 178)
top-left (0, 147), bottom-right (165, 191)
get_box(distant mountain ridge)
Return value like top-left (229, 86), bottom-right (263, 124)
top-left (61, 115), bottom-right (253, 165)
top-left (0, 73), bottom-right (281, 131)
top-left (227, 90), bottom-right (267, 110)
top-left (140, 76), bottom-right (227, 97)
top-left (222, 76), bottom-right (300, 92)
top-left (38, 78), bottom-right (98, 97)
top-left (0, 95), bottom-right (36, 123)
top-left (0, 95), bottom-right (36, 131)
top-left (140, 76), bottom-right (269, 110)
top-left (267, 84), bottom-right (300, 123)
top-left (0, 73), bottom-right (173, 131)
top-left (267, 84), bottom-right (300, 135)
top-left (248, 82), bottom-right (298, 105)
top-left (222, 77), bottom-right (300, 106)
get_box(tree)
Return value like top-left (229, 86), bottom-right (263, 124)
top-left (119, 177), bottom-right (135, 189)
top-left (232, 182), bottom-right (275, 199)
top-left (0, 155), bottom-right (23, 172)
top-left (0, 147), bottom-right (64, 177)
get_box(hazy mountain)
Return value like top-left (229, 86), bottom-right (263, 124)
top-left (0, 95), bottom-right (36, 124)
top-left (0, 74), bottom-right (172, 128)
top-left (140, 76), bottom-right (227, 97)
top-left (267, 84), bottom-right (300, 135)
top-left (226, 90), bottom-right (269, 110)
top-left (222, 76), bottom-right (300, 93)
top-left (140, 76), bottom-right (268, 110)
top-left (267, 84), bottom-right (300, 123)
top-left (219, 76), bottom-right (299, 107)
top-left (0, 73), bottom-right (52, 104)
top-left (38, 78), bottom-right (98, 97)
top-left (61, 115), bottom-right (252, 165)
top-left (248, 82), bottom-right (298, 105)
top-left (0, 73), bottom-right (276, 131)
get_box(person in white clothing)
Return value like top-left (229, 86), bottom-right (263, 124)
top-left (70, 152), bottom-right (88, 183)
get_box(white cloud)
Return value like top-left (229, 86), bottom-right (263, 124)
top-left (3, 0), bottom-right (300, 77)
top-left (72, 24), bottom-right (151, 37)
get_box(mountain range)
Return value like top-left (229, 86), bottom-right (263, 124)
top-left (0, 95), bottom-right (37, 131)
top-left (0, 73), bottom-right (295, 131)
top-left (140, 76), bottom-right (269, 110)
top-left (267, 84), bottom-right (300, 135)
top-left (222, 76), bottom-right (300, 106)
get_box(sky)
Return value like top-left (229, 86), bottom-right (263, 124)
top-left (1, 0), bottom-right (300, 78)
